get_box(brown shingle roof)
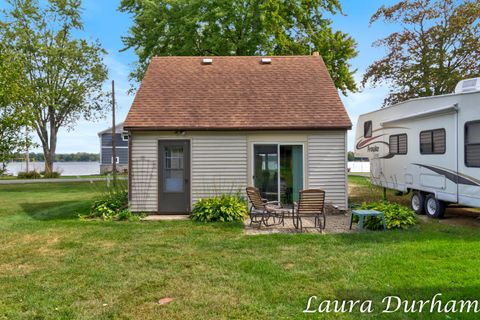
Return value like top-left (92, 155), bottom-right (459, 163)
top-left (124, 55), bottom-right (351, 130)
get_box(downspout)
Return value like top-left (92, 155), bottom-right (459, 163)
top-left (454, 103), bottom-right (459, 204)
top-left (128, 131), bottom-right (132, 202)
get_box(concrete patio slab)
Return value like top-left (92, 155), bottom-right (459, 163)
top-left (142, 215), bottom-right (189, 221)
top-left (244, 213), bottom-right (356, 235)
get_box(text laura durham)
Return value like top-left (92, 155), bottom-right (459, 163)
top-left (303, 293), bottom-right (479, 314)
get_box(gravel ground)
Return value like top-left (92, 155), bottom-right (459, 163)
top-left (244, 212), bottom-right (357, 235)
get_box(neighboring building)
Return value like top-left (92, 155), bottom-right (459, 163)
top-left (124, 55), bottom-right (352, 214)
top-left (97, 122), bottom-right (129, 174)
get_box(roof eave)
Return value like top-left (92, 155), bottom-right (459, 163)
top-left (123, 125), bottom-right (352, 131)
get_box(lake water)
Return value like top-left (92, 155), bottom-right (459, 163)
top-left (5, 161), bottom-right (370, 176)
top-left (6, 162), bottom-right (100, 176)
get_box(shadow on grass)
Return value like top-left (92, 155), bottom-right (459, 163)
top-left (20, 200), bottom-right (91, 221)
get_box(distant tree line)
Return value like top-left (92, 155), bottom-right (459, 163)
top-left (12, 152), bottom-right (99, 162)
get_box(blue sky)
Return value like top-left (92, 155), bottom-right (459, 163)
top-left (7, 0), bottom-right (401, 153)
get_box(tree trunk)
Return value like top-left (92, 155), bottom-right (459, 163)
top-left (47, 120), bottom-right (57, 174)
top-left (43, 148), bottom-right (54, 174)
top-left (39, 119), bottom-right (58, 174)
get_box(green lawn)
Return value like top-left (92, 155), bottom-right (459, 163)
top-left (0, 179), bottom-right (479, 319)
top-left (348, 175), bottom-right (411, 207)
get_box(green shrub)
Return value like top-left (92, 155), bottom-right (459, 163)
top-left (89, 189), bottom-right (128, 220)
top-left (42, 171), bottom-right (61, 179)
top-left (116, 209), bottom-right (143, 222)
top-left (191, 194), bottom-right (247, 222)
top-left (82, 179), bottom-right (144, 221)
top-left (352, 201), bottom-right (417, 230)
top-left (17, 171), bottom-right (41, 179)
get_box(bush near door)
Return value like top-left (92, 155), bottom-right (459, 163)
top-left (191, 194), bottom-right (248, 222)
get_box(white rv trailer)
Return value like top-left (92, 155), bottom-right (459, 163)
top-left (355, 78), bottom-right (480, 218)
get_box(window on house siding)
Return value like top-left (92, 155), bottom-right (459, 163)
top-left (364, 121), bottom-right (372, 138)
top-left (420, 129), bottom-right (446, 154)
top-left (465, 121), bottom-right (480, 167)
top-left (389, 134), bottom-right (408, 155)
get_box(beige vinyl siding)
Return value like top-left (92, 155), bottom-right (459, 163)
top-left (130, 135), bottom-right (158, 212)
top-left (129, 130), bottom-right (348, 212)
top-left (307, 131), bottom-right (348, 210)
top-left (191, 136), bottom-right (248, 201)
top-left (129, 132), bottom-right (247, 212)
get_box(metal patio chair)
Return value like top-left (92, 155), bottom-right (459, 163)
top-left (246, 187), bottom-right (287, 227)
top-left (293, 189), bottom-right (326, 232)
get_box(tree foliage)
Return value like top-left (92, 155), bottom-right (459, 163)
top-left (0, 41), bottom-right (28, 174)
top-left (363, 0), bottom-right (480, 105)
top-left (0, 108), bottom-right (28, 175)
top-left (119, 0), bottom-right (358, 95)
top-left (0, 0), bottom-right (108, 173)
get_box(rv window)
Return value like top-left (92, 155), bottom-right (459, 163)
top-left (465, 121), bottom-right (480, 167)
top-left (389, 134), bottom-right (408, 155)
top-left (364, 121), bottom-right (372, 138)
top-left (420, 129), bottom-right (446, 154)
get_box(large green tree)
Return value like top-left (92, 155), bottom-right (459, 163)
top-left (362, 0), bottom-right (480, 105)
top-left (0, 41), bottom-right (28, 174)
top-left (119, 0), bottom-right (358, 95)
top-left (0, 0), bottom-right (108, 173)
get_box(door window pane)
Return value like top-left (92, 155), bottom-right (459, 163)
top-left (254, 145), bottom-right (278, 201)
top-left (164, 146), bottom-right (184, 192)
top-left (280, 145), bottom-right (303, 204)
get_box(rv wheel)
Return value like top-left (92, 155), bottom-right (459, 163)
top-left (425, 194), bottom-right (446, 219)
top-left (411, 192), bottom-right (425, 215)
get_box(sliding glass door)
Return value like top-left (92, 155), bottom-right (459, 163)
top-left (253, 144), bottom-right (303, 204)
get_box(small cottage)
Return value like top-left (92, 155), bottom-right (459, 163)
top-left (97, 122), bottom-right (128, 174)
top-left (124, 55), bottom-right (351, 214)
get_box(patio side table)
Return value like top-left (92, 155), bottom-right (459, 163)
top-left (350, 210), bottom-right (387, 231)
